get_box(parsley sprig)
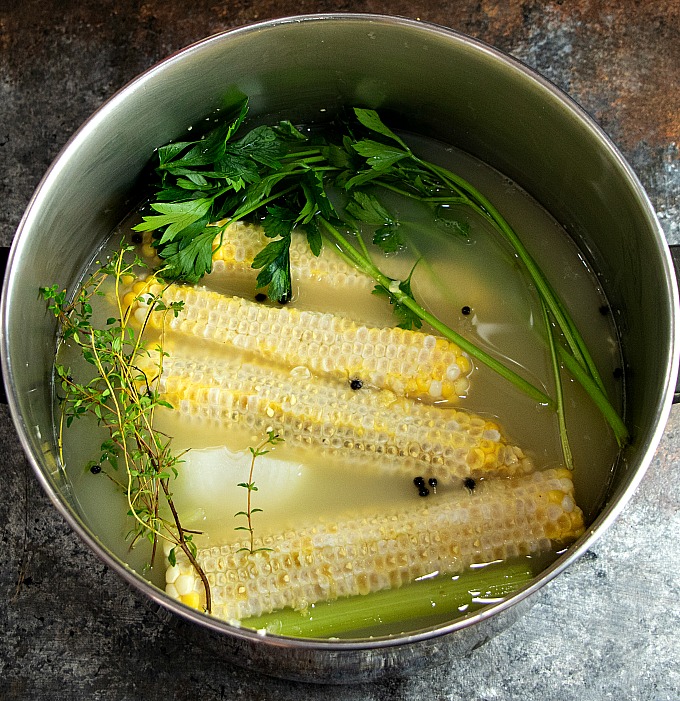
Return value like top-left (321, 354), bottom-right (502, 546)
top-left (133, 101), bottom-right (628, 456)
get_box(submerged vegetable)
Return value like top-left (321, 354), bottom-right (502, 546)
top-left (209, 220), bottom-right (375, 294)
top-left (131, 281), bottom-right (473, 402)
top-left (165, 468), bottom-right (583, 622)
top-left (139, 352), bottom-right (534, 484)
top-left (240, 561), bottom-right (534, 638)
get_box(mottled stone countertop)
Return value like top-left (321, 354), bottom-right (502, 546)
top-left (1, 1), bottom-right (678, 699)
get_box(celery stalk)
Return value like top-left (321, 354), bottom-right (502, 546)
top-left (238, 563), bottom-right (533, 639)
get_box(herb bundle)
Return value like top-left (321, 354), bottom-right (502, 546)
top-left (41, 248), bottom-right (212, 612)
top-left (133, 100), bottom-right (628, 462)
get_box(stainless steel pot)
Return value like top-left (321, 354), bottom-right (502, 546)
top-left (2, 14), bottom-right (677, 683)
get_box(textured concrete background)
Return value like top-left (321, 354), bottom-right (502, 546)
top-left (1, 1), bottom-right (678, 698)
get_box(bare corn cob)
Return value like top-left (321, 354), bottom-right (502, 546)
top-left (132, 284), bottom-right (473, 401)
top-left (165, 468), bottom-right (584, 621)
top-left (210, 221), bottom-right (375, 292)
top-left (142, 353), bottom-right (533, 484)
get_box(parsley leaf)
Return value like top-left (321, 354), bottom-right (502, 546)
top-left (228, 125), bottom-right (288, 169)
top-left (263, 205), bottom-right (296, 239)
top-left (345, 192), bottom-right (404, 253)
top-left (372, 224), bottom-right (404, 253)
top-left (252, 237), bottom-right (291, 301)
top-left (160, 226), bottom-right (216, 282)
top-left (352, 139), bottom-right (409, 170)
top-left (353, 108), bottom-right (410, 151)
top-left (345, 191), bottom-right (394, 227)
top-left (304, 219), bottom-right (323, 257)
top-left (371, 263), bottom-right (422, 330)
top-left (132, 198), bottom-right (213, 244)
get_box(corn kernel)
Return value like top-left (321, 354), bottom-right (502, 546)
top-left (180, 592), bottom-right (201, 609)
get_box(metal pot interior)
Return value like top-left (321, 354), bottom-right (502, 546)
top-left (2, 14), bottom-right (676, 680)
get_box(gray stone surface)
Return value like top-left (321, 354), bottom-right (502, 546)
top-left (1, 1), bottom-right (678, 698)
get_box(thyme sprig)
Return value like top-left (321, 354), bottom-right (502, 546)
top-left (133, 100), bottom-right (628, 458)
top-left (235, 430), bottom-right (284, 554)
top-left (41, 246), bottom-right (212, 613)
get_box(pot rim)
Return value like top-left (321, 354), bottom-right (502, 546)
top-left (3, 12), bottom-right (678, 652)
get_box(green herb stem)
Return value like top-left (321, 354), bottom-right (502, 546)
top-left (420, 158), bottom-right (607, 396)
top-left (239, 563), bottom-right (533, 638)
top-left (558, 346), bottom-right (629, 446)
top-left (540, 300), bottom-right (573, 469)
top-left (319, 217), bottom-right (553, 407)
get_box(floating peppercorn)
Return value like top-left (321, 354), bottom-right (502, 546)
top-left (90, 464), bottom-right (102, 475)
top-left (428, 477), bottom-right (438, 494)
top-left (461, 305), bottom-right (471, 316)
top-left (418, 487), bottom-right (430, 497)
top-left (131, 232), bottom-right (143, 245)
top-left (613, 367), bottom-right (623, 379)
top-left (277, 292), bottom-right (291, 305)
top-left (413, 476), bottom-right (425, 488)
top-left (463, 477), bottom-right (476, 492)
top-left (255, 293), bottom-right (267, 302)
top-left (598, 304), bottom-right (610, 316)
top-left (350, 379), bottom-right (363, 390)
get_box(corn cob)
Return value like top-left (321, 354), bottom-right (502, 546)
top-left (132, 284), bottom-right (473, 402)
top-left (165, 468), bottom-right (584, 621)
top-left (142, 353), bottom-right (533, 484)
top-left (210, 221), bottom-right (375, 292)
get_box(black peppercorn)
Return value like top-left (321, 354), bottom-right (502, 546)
top-left (413, 476), bottom-right (425, 488)
top-left (131, 232), bottom-right (143, 245)
top-left (418, 487), bottom-right (430, 497)
top-left (255, 293), bottom-right (267, 302)
top-left (428, 477), bottom-right (438, 494)
top-left (90, 464), bottom-right (102, 475)
top-left (350, 379), bottom-right (363, 390)
top-left (463, 477), bottom-right (476, 492)
top-left (613, 367), bottom-right (623, 379)
top-left (461, 305), bottom-right (471, 316)
top-left (598, 304), bottom-right (610, 316)
top-left (277, 292), bottom-right (291, 305)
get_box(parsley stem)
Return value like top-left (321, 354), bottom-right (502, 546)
top-left (318, 217), bottom-right (553, 407)
top-left (540, 299), bottom-right (573, 469)
top-left (418, 158), bottom-right (607, 396)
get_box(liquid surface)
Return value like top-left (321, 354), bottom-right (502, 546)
top-left (56, 130), bottom-right (623, 635)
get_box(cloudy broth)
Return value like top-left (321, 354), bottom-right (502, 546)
top-left (56, 130), bottom-right (623, 636)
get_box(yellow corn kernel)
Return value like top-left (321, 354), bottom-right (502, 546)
top-left (141, 243), bottom-right (156, 259)
top-left (132, 280), bottom-right (149, 295)
top-left (548, 489), bottom-right (567, 504)
top-left (167, 468), bottom-right (583, 623)
top-left (456, 356), bottom-right (472, 375)
top-left (180, 592), bottom-right (201, 609)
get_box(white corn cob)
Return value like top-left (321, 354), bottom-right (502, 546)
top-left (143, 353), bottom-right (533, 484)
top-left (166, 468), bottom-right (584, 620)
top-left (133, 284), bottom-right (473, 402)
top-left (210, 221), bottom-right (375, 292)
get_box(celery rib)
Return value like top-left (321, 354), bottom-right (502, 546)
top-left (239, 563), bottom-right (533, 639)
